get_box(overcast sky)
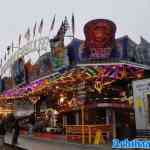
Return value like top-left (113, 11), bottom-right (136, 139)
top-left (0, 0), bottom-right (150, 59)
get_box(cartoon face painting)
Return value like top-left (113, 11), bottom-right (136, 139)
top-left (83, 19), bottom-right (116, 59)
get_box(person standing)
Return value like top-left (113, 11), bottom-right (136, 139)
top-left (12, 119), bottom-right (20, 145)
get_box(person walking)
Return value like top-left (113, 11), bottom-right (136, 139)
top-left (0, 118), bottom-right (6, 150)
top-left (28, 123), bottom-right (33, 137)
top-left (12, 119), bottom-right (20, 145)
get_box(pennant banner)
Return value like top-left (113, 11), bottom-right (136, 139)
top-left (7, 46), bottom-right (10, 55)
top-left (38, 19), bottom-right (44, 34)
top-left (33, 22), bottom-right (37, 39)
top-left (24, 28), bottom-right (30, 41)
top-left (18, 34), bottom-right (21, 48)
top-left (11, 41), bottom-right (14, 53)
top-left (72, 13), bottom-right (75, 37)
top-left (4, 53), bottom-right (6, 60)
top-left (50, 14), bottom-right (56, 31)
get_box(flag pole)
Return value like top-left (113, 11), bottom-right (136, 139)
top-left (38, 32), bottom-right (41, 57)
top-left (38, 19), bottom-right (43, 57)
top-left (72, 13), bottom-right (75, 39)
top-left (49, 14), bottom-right (56, 39)
top-left (39, 26), bottom-right (42, 57)
top-left (33, 22), bottom-right (37, 41)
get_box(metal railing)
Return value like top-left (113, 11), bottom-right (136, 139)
top-left (65, 124), bottom-right (112, 144)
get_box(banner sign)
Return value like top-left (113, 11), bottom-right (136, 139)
top-left (132, 78), bottom-right (150, 130)
top-left (67, 20), bottom-right (133, 65)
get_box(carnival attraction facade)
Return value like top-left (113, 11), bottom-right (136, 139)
top-left (0, 18), bottom-right (150, 143)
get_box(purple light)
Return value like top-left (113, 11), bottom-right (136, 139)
top-left (1, 79), bottom-right (46, 98)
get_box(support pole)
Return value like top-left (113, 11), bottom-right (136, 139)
top-left (81, 105), bottom-right (85, 144)
top-left (106, 109), bottom-right (110, 140)
top-left (88, 126), bottom-right (91, 144)
top-left (34, 104), bottom-right (36, 121)
top-left (112, 110), bottom-right (116, 138)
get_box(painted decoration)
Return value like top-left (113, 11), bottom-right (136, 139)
top-left (67, 38), bottom-right (83, 65)
top-left (24, 60), bottom-right (40, 82)
top-left (24, 53), bottom-right (52, 82)
top-left (82, 19), bottom-right (116, 60)
top-left (95, 80), bottom-right (103, 93)
top-left (50, 38), bottom-right (68, 71)
top-left (135, 96), bottom-right (144, 112)
top-left (37, 52), bottom-right (52, 76)
top-left (11, 57), bottom-right (26, 85)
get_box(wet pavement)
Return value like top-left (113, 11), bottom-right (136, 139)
top-left (5, 133), bottom-right (112, 150)
top-left (4, 143), bottom-right (27, 150)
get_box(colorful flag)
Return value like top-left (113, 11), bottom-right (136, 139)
top-left (24, 28), bottom-right (30, 41)
top-left (64, 16), bottom-right (69, 31)
top-left (18, 34), bottom-right (21, 48)
top-left (7, 46), bottom-right (10, 55)
top-left (71, 13), bottom-right (75, 37)
top-left (38, 18), bottom-right (44, 34)
top-left (4, 53), bottom-right (6, 60)
top-left (11, 41), bottom-right (14, 53)
top-left (56, 18), bottom-right (69, 40)
top-left (0, 59), bottom-right (2, 67)
top-left (56, 21), bottom-right (64, 39)
top-left (33, 22), bottom-right (37, 38)
top-left (50, 14), bottom-right (56, 31)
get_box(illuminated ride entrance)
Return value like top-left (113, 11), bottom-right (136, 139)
top-left (50, 62), bottom-right (146, 144)
top-left (0, 18), bottom-right (150, 144)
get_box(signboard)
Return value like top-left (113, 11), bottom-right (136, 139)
top-left (67, 20), bottom-right (142, 66)
top-left (82, 19), bottom-right (116, 60)
top-left (132, 78), bottom-right (150, 130)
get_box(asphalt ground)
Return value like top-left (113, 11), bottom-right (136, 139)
top-left (4, 143), bottom-right (27, 150)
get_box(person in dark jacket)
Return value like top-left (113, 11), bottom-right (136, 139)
top-left (0, 119), bottom-right (6, 149)
top-left (12, 119), bottom-right (20, 145)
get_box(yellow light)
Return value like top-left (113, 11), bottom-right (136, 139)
top-left (59, 93), bottom-right (65, 104)
top-left (60, 97), bottom-right (64, 104)
top-left (68, 101), bottom-right (72, 106)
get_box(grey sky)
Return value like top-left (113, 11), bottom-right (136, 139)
top-left (0, 0), bottom-right (150, 59)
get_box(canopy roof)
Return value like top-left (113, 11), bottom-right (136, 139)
top-left (0, 62), bottom-right (146, 104)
